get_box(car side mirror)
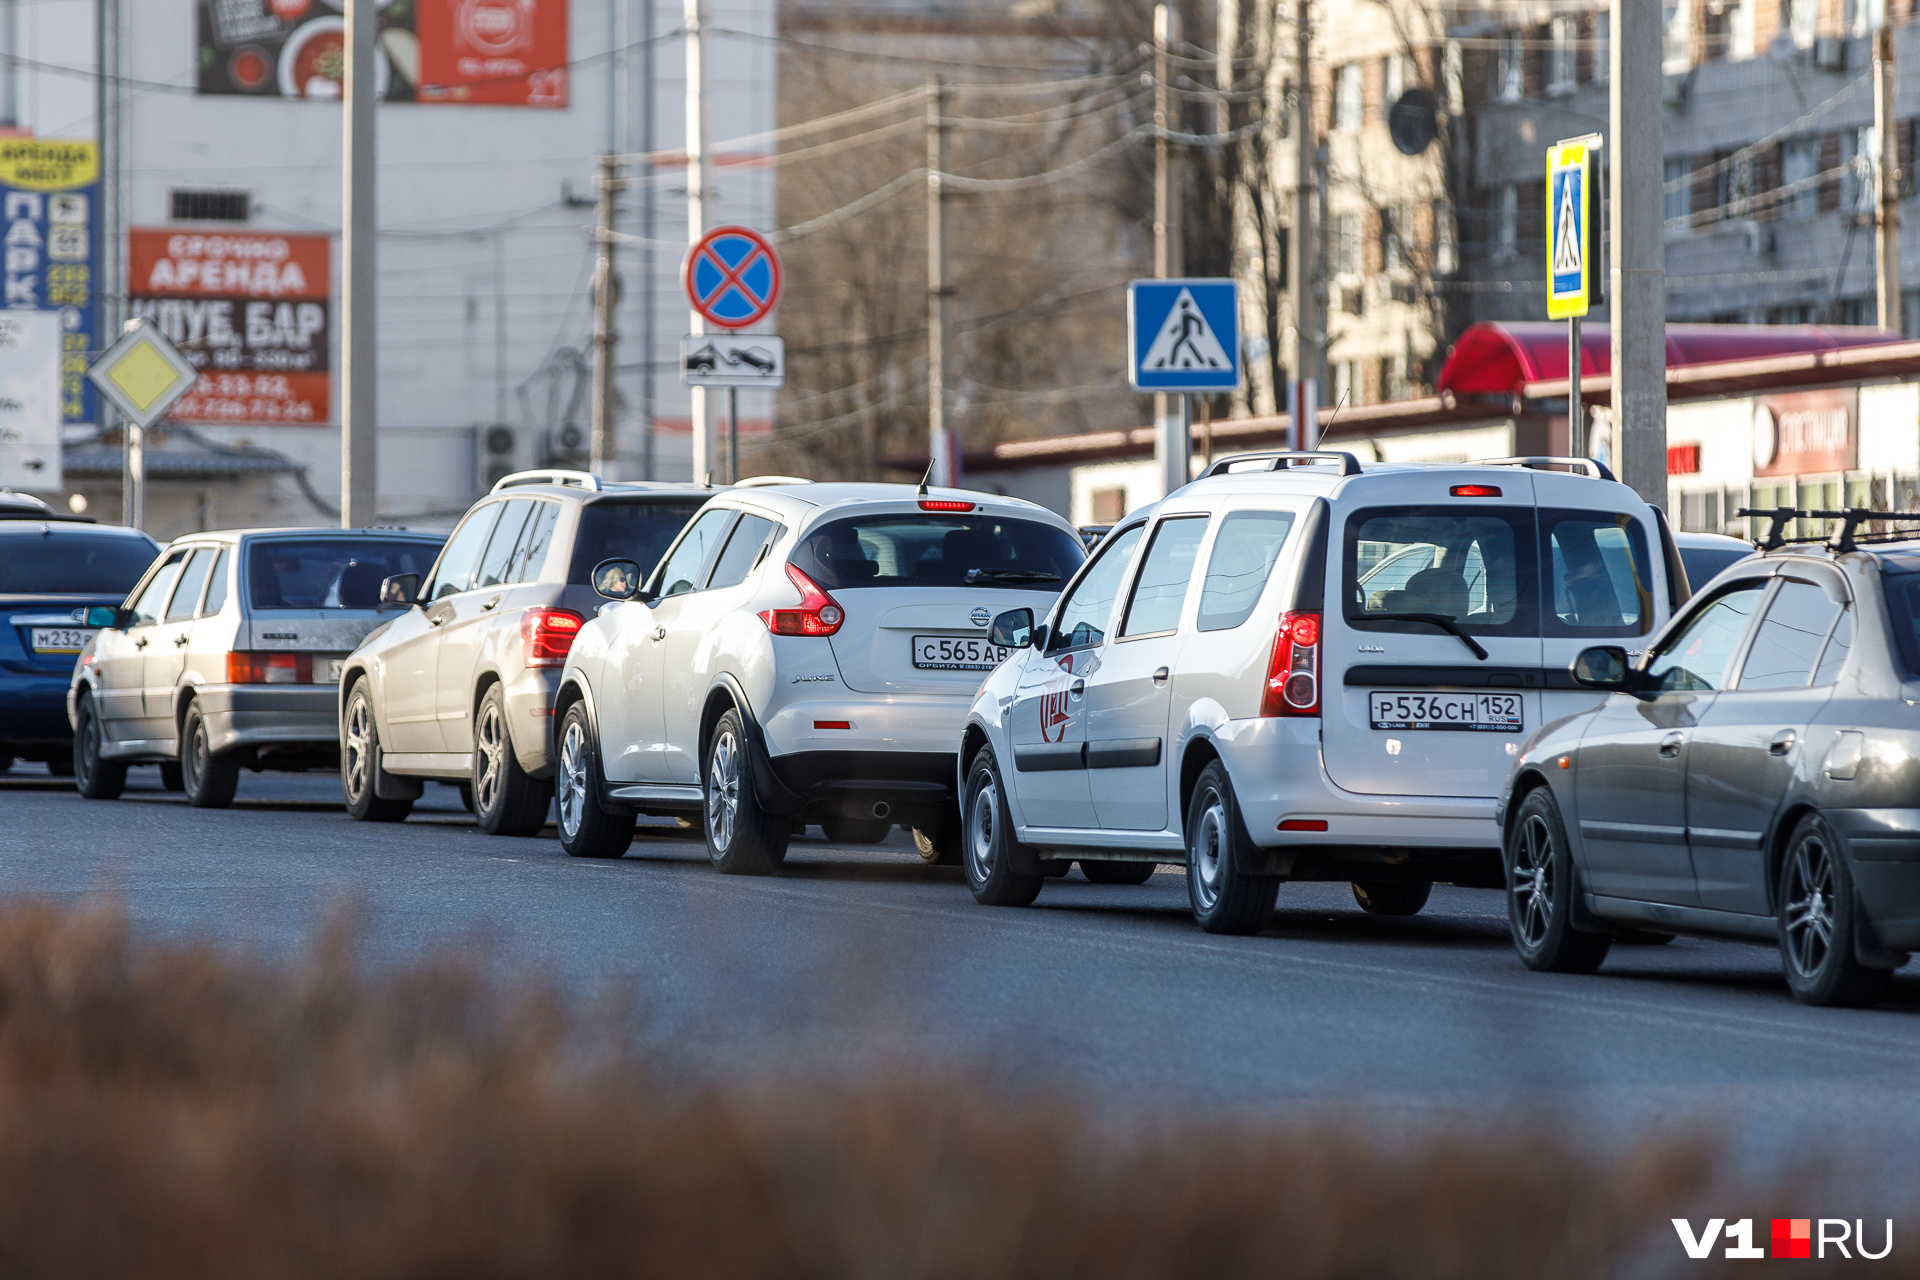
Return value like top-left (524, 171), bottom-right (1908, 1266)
top-left (1571, 645), bottom-right (1640, 691)
top-left (988, 607), bottom-right (1033, 650)
top-left (1031, 623), bottom-right (1050, 651)
top-left (379, 573), bottom-right (421, 607)
top-left (85, 605), bottom-right (124, 629)
top-left (592, 558), bottom-right (642, 601)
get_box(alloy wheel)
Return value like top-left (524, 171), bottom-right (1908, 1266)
top-left (966, 774), bottom-right (998, 882)
top-left (1189, 787), bottom-right (1228, 912)
top-left (707, 730), bottom-right (740, 851)
top-left (1783, 834), bottom-right (1836, 978)
top-left (557, 718), bottom-right (588, 841)
top-left (343, 694), bottom-right (374, 804)
top-left (1511, 813), bottom-right (1555, 949)
top-left (474, 702), bottom-right (505, 816)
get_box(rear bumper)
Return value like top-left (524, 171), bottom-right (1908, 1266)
top-left (2, 676), bottom-right (76, 748)
top-left (196, 683), bottom-right (342, 755)
top-left (502, 668), bottom-right (562, 777)
top-left (763, 748), bottom-right (957, 825)
top-left (761, 692), bottom-right (970, 759)
top-left (1832, 809), bottom-right (1920, 951)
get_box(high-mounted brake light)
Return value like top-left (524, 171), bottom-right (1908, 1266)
top-left (1260, 610), bottom-right (1320, 717)
top-left (521, 608), bottom-right (583, 668)
top-left (918, 499), bottom-right (976, 512)
top-left (1450, 484), bottom-right (1502, 497)
top-left (226, 652), bottom-right (314, 684)
top-left (759, 563), bottom-right (845, 636)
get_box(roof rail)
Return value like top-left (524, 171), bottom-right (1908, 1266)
top-left (491, 469), bottom-right (602, 493)
top-left (1472, 455), bottom-right (1618, 482)
top-left (1200, 450), bottom-right (1363, 479)
top-left (1736, 505), bottom-right (1920, 554)
top-left (732, 475), bottom-right (814, 488)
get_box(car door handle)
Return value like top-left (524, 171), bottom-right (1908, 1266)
top-left (1658, 731), bottom-right (1684, 758)
top-left (428, 614), bottom-right (446, 626)
top-left (173, 633), bottom-right (190, 647)
top-left (133, 637), bottom-right (148, 649)
top-left (651, 626), bottom-right (666, 642)
top-left (481, 595), bottom-right (502, 612)
top-left (1070, 679), bottom-right (1085, 697)
top-left (1151, 666), bottom-right (1169, 685)
top-left (1770, 729), bottom-right (1796, 756)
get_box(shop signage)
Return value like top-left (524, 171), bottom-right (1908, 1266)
top-left (1752, 388), bottom-right (1856, 478)
top-left (0, 140), bottom-right (99, 427)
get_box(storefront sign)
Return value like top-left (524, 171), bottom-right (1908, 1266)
top-left (0, 311), bottom-right (63, 489)
top-left (1752, 388), bottom-right (1856, 478)
top-left (196, 0), bottom-right (567, 107)
top-left (0, 140), bottom-right (99, 428)
top-left (129, 230), bottom-right (331, 424)
top-left (1667, 443), bottom-right (1700, 475)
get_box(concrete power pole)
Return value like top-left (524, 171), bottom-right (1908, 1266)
top-left (97, 0), bottom-right (134, 527)
top-left (590, 153), bottom-right (620, 476)
top-left (1609, 0), bottom-right (1667, 509)
top-left (340, 0), bottom-right (378, 527)
top-left (685, 0), bottom-right (713, 484)
top-left (926, 76), bottom-right (954, 487)
top-left (1875, 26), bottom-right (1901, 334)
top-left (1289, 0), bottom-right (1318, 452)
top-left (1152, 1), bottom-right (1188, 496)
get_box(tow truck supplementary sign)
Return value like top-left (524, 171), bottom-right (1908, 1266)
top-left (684, 226), bottom-right (781, 330)
top-left (1546, 140), bottom-right (1592, 320)
top-left (1127, 278), bottom-right (1240, 392)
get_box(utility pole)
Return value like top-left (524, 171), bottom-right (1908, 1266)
top-left (640, 0), bottom-right (657, 480)
top-left (1609, 0), bottom-right (1667, 509)
top-left (97, 0), bottom-right (133, 527)
top-left (1875, 26), bottom-right (1901, 334)
top-left (340, 0), bottom-right (378, 527)
top-left (1152, 1), bottom-right (1188, 496)
top-left (927, 75), bottom-right (954, 487)
top-left (1288, 0), bottom-right (1318, 453)
top-left (685, 0), bottom-right (713, 483)
top-left (590, 153), bottom-right (620, 476)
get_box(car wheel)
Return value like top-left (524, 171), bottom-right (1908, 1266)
top-left (1505, 787), bottom-right (1610, 973)
top-left (341, 680), bottom-right (412, 823)
top-left (912, 817), bottom-right (963, 866)
top-left (72, 691), bottom-right (126, 800)
top-left (472, 684), bottom-right (552, 837)
top-left (703, 708), bottom-right (788, 874)
top-left (554, 702), bottom-right (634, 859)
top-left (822, 816), bottom-right (892, 844)
top-left (962, 747), bottom-right (1042, 907)
top-left (1778, 811), bottom-right (1892, 1008)
top-left (179, 701), bottom-right (239, 809)
top-left (1184, 761), bottom-right (1279, 935)
top-left (1352, 880), bottom-right (1432, 916)
top-left (159, 762), bottom-right (185, 792)
top-left (1081, 859), bottom-right (1156, 885)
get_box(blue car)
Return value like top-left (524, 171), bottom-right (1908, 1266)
top-left (0, 493), bottom-right (159, 775)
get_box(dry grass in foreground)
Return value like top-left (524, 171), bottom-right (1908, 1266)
top-left (0, 897), bottom-right (1762, 1278)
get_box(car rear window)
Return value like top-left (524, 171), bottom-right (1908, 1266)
top-left (790, 513), bottom-right (1084, 591)
top-left (1880, 573), bottom-right (1920, 675)
top-left (248, 539), bottom-right (443, 609)
top-left (0, 530), bottom-right (157, 595)
top-left (568, 499), bottom-right (707, 585)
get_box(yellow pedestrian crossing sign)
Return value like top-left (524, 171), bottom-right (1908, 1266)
top-left (1546, 140), bottom-right (1592, 320)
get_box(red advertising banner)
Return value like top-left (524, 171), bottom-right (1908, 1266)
top-left (129, 230), bottom-right (332, 425)
top-left (417, 0), bottom-right (569, 105)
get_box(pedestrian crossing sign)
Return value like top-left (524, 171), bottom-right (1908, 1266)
top-left (1128, 278), bottom-right (1240, 391)
top-left (1546, 141), bottom-right (1592, 320)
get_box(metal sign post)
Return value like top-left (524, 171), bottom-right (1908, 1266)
top-left (1127, 278), bottom-right (1241, 498)
top-left (1548, 134), bottom-right (1601, 457)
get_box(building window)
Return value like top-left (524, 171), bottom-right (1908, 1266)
top-left (1845, 126), bottom-right (1876, 216)
top-left (1333, 64), bottom-right (1363, 131)
top-left (1382, 53), bottom-right (1407, 106)
top-left (1847, 0), bottom-right (1884, 36)
top-left (1785, 0), bottom-right (1816, 48)
top-left (1496, 31), bottom-right (1523, 102)
top-left (1595, 11), bottom-right (1611, 81)
top-left (1729, 0), bottom-right (1755, 58)
top-left (1782, 138), bottom-right (1820, 217)
top-left (1331, 360), bottom-right (1356, 408)
top-left (1335, 211), bottom-right (1361, 275)
top-left (1090, 486), bottom-right (1127, 524)
top-left (170, 190), bottom-right (251, 223)
top-left (1381, 206), bottom-right (1403, 272)
top-left (1383, 353), bottom-right (1410, 402)
top-left (1548, 17), bottom-right (1578, 93)
top-left (1433, 201), bottom-right (1458, 274)
top-left (1443, 41), bottom-right (1464, 113)
top-left (1664, 157), bottom-right (1691, 230)
top-left (1663, 0), bottom-right (1692, 73)
top-left (1492, 185), bottom-right (1518, 260)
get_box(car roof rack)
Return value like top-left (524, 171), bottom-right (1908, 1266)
top-left (1736, 506), bottom-right (1920, 554)
top-left (1200, 450), bottom-right (1364, 478)
top-left (732, 475), bottom-right (814, 488)
top-left (0, 490), bottom-right (94, 522)
top-left (1472, 455), bottom-right (1618, 482)
top-left (491, 469), bottom-right (601, 493)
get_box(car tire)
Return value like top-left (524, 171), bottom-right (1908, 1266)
top-left (703, 708), bottom-right (788, 875)
top-left (962, 747), bottom-right (1042, 907)
top-left (1352, 880), bottom-right (1431, 916)
top-left (554, 702), bottom-right (634, 859)
top-left (1184, 761), bottom-right (1279, 935)
top-left (179, 701), bottom-right (239, 809)
top-left (472, 684), bottom-right (552, 837)
top-left (913, 817), bottom-right (964, 866)
top-left (1778, 811), bottom-right (1892, 1008)
top-left (1505, 786), bottom-right (1610, 974)
top-left (1081, 859), bottom-right (1156, 885)
top-left (159, 762), bottom-right (185, 792)
top-left (44, 755), bottom-right (74, 778)
top-left (822, 816), bottom-right (892, 844)
top-left (72, 691), bottom-right (125, 800)
top-left (341, 680), bottom-right (413, 823)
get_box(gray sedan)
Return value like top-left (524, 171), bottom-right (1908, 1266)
top-left (1496, 525), bottom-right (1920, 1006)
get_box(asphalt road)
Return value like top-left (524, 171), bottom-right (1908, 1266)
top-left (6, 758), bottom-right (1920, 1189)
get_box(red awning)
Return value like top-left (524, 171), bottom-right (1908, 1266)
top-left (1434, 322), bottom-right (1904, 398)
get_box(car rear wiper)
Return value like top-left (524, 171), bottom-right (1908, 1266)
top-left (1361, 612), bottom-right (1489, 661)
top-left (965, 569), bottom-right (1060, 584)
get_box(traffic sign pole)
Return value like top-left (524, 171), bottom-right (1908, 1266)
top-left (1127, 278), bottom-right (1240, 497)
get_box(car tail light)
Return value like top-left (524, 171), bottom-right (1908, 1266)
top-left (521, 609), bottom-right (584, 668)
top-left (918, 499), bottom-right (975, 512)
top-left (1278, 818), bottom-right (1329, 832)
top-left (227, 652), bottom-right (313, 684)
top-left (1450, 484), bottom-right (1502, 497)
top-left (759, 563), bottom-right (845, 636)
top-left (1260, 610), bottom-right (1319, 716)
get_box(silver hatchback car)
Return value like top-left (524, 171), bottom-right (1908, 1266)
top-left (69, 527), bottom-right (445, 806)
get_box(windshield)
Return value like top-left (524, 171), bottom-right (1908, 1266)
top-left (0, 530), bottom-right (158, 595)
top-left (247, 539), bottom-right (443, 609)
top-left (790, 513), bottom-right (1084, 591)
top-left (568, 499), bottom-right (707, 584)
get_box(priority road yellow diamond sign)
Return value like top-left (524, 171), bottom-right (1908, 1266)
top-left (87, 318), bottom-right (199, 427)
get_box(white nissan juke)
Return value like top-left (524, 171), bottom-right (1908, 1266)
top-left (549, 482), bottom-right (1086, 870)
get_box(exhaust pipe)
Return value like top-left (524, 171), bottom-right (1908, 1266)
top-left (870, 801), bottom-right (891, 820)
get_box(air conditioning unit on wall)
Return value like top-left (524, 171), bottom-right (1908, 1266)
top-left (1813, 35), bottom-right (1846, 69)
top-left (474, 422), bottom-right (537, 494)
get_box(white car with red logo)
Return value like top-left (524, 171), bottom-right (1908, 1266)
top-left (956, 452), bottom-right (1689, 934)
top-left (549, 483), bottom-right (1085, 870)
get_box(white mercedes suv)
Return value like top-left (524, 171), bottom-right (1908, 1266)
top-left (550, 483), bottom-right (1085, 869)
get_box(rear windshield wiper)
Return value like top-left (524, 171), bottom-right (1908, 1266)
top-left (1360, 612), bottom-right (1489, 661)
top-left (965, 569), bottom-right (1060, 584)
